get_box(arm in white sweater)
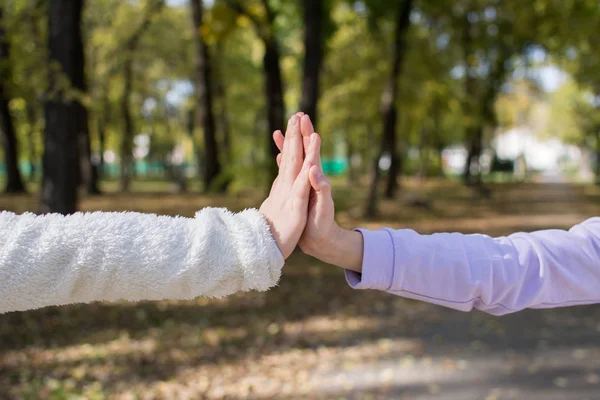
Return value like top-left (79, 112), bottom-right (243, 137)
top-left (0, 208), bottom-right (284, 313)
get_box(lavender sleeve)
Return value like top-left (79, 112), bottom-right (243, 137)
top-left (345, 218), bottom-right (600, 316)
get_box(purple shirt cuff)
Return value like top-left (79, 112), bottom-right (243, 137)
top-left (345, 228), bottom-right (395, 290)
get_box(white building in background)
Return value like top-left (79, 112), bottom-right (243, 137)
top-left (442, 146), bottom-right (469, 175)
top-left (494, 127), bottom-right (572, 172)
top-left (441, 126), bottom-right (594, 181)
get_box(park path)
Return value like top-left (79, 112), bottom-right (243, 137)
top-left (1, 182), bottom-right (599, 399)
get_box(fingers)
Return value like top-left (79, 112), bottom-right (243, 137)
top-left (274, 113), bottom-right (311, 153)
top-left (275, 113), bottom-right (314, 174)
top-left (305, 133), bottom-right (323, 173)
top-left (292, 159), bottom-right (312, 211)
top-left (273, 130), bottom-right (284, 152)
top-left (281, 115), bottom-right (304, 182)
top-left (276, 131), bottom-right (319, 170)
top-left (300, 115), bottom-right (315, 162)
top-left (274, 118), bottom-right (322, 168)
top-left (300, 114), bottom-right (314, 138)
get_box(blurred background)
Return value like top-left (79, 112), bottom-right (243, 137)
top-left (1, 0), bottom-right (600, 398)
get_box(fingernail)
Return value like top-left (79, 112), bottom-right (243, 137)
top-left (290, 116), bottom-right (298, 126)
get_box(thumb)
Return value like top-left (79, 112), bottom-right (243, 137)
top-left (309, 165), bottom-right (333, 219)
top-left (309, 165), bottom-right (331, 195)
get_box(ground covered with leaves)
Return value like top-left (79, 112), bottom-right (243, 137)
top-left (1, 180), bottom-right (599, 399)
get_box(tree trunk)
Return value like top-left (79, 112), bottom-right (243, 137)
top-left (0, 101), bottom-right (25, 194)
top-left (382, 0), bottom-right (413, 199)
top-left (299, 0), bottom-right (324, 128)
top-left (364, 126), bottom-right (378, 217)
top-left (77, 106), bottom-right (100, 194)
top-left (222, 0), bottom-right (284, 185)
top-left (263, 38), bottom-right (285, 185)
top-left (365, 124), bottom-right (374, 175)
top-left (384, 110), bottom-right (400, 198)
top-left (463, 127), bottom-right (474, 183)
top-left (347, 135), bottom-right (356, 185)
top-left (96, 103), bottom-right (107, 177)
top-left (120, 54), bottom-right (134, 192)
top-left (365, 0), bottom-right (413, 216)
top-left (215, 42), bottom-right (231, 163)
top-left (24, 1), bottom-right (44, 183)
top-left (162, 99), bottom-right (186, 193)
top-left (418, 128), bottom-right (430, 181)
top-left (119, 1), bottom-right (163, 192)
top-left (465, 85), bottom-right (504, 186)
top-left (25, 102), bottom-right (37, 181)
top-left (437, 144), bottom-right (445, 177)
top-left (0, 7), bottom-right (26, 194)
top-left (191, 0), bottom-right (222, 192)
top-left (431, 97), bottom-right (445, 177)
top-left (365, 156), bottom-right (382, 218)
top-left (461, 7), bottom-right (488, 186)
top-left (72, 10), bottom-right (99, 195)
top-left (40, 0), bottom-right (83, 214)
top-left (464, 124), bottom-right (483, 185)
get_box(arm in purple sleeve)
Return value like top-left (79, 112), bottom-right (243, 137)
top-left (346, 217), bottom-right (600, 316)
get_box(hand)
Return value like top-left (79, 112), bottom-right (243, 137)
top-left (273, 113), bottom-right (364, 272)
top-left (259, 115), bottom-right (312, 260)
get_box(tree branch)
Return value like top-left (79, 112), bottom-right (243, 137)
top-left (223, 0), bottom-right (272, 40)
top-left (126, 0), bottom-right (165, 51)
top-left (103, 0), bottom-right (164, 72)
top-left (260, 0), bottom-right (275, 25)
top-left (223, 0), bottom-right (262, 29)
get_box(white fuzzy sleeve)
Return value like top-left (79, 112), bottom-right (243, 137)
top-left (0, 208), bottom-right (284, 313)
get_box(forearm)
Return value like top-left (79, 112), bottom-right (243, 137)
top-left (0, 209), bottom-right (284, 313)
top-left (345, 218), bottom-right (600, 315)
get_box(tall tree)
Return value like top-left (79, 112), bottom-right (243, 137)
top-left (23, 1), bottom-right (45, 183)
top-left (40, 0), bottom-right (84, 213)
top-left (95, 94), bottom-right (110, 177)
top-left (73, 7), bottom-right (100, 195)
top-left (214, 43), bottom-right (232, 163)
top-left (25, 102), bottom-right (37, 181)
top-left (224, 0), bottom-right (284, 184)
top-left (459, 1), bottom-right (525, 186)
top-left (299, 0), bottom-right (325, 129)
top-left (119, 0), bottom-right (164, 192)
top-left (191, 0), bottom-right (222, 192)
top-left (461, 6), bottom-right (479, 185)
top-left (365, 0), bottom-right (413, 217)
top-left (0, 6), bottom-right (26, 194)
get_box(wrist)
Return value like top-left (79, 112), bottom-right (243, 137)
top-left (259, 205), bottom-right (287, 260)
top-left (310, 226), bottom-right (364, 272)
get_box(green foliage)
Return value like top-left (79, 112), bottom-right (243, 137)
top-left (2, 0), bottom-right (600, 187)
top-left (547, 80), bottom-right (600, 146)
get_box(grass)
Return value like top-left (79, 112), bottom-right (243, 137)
top-left (1, 179), bottom-right (600, 399)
